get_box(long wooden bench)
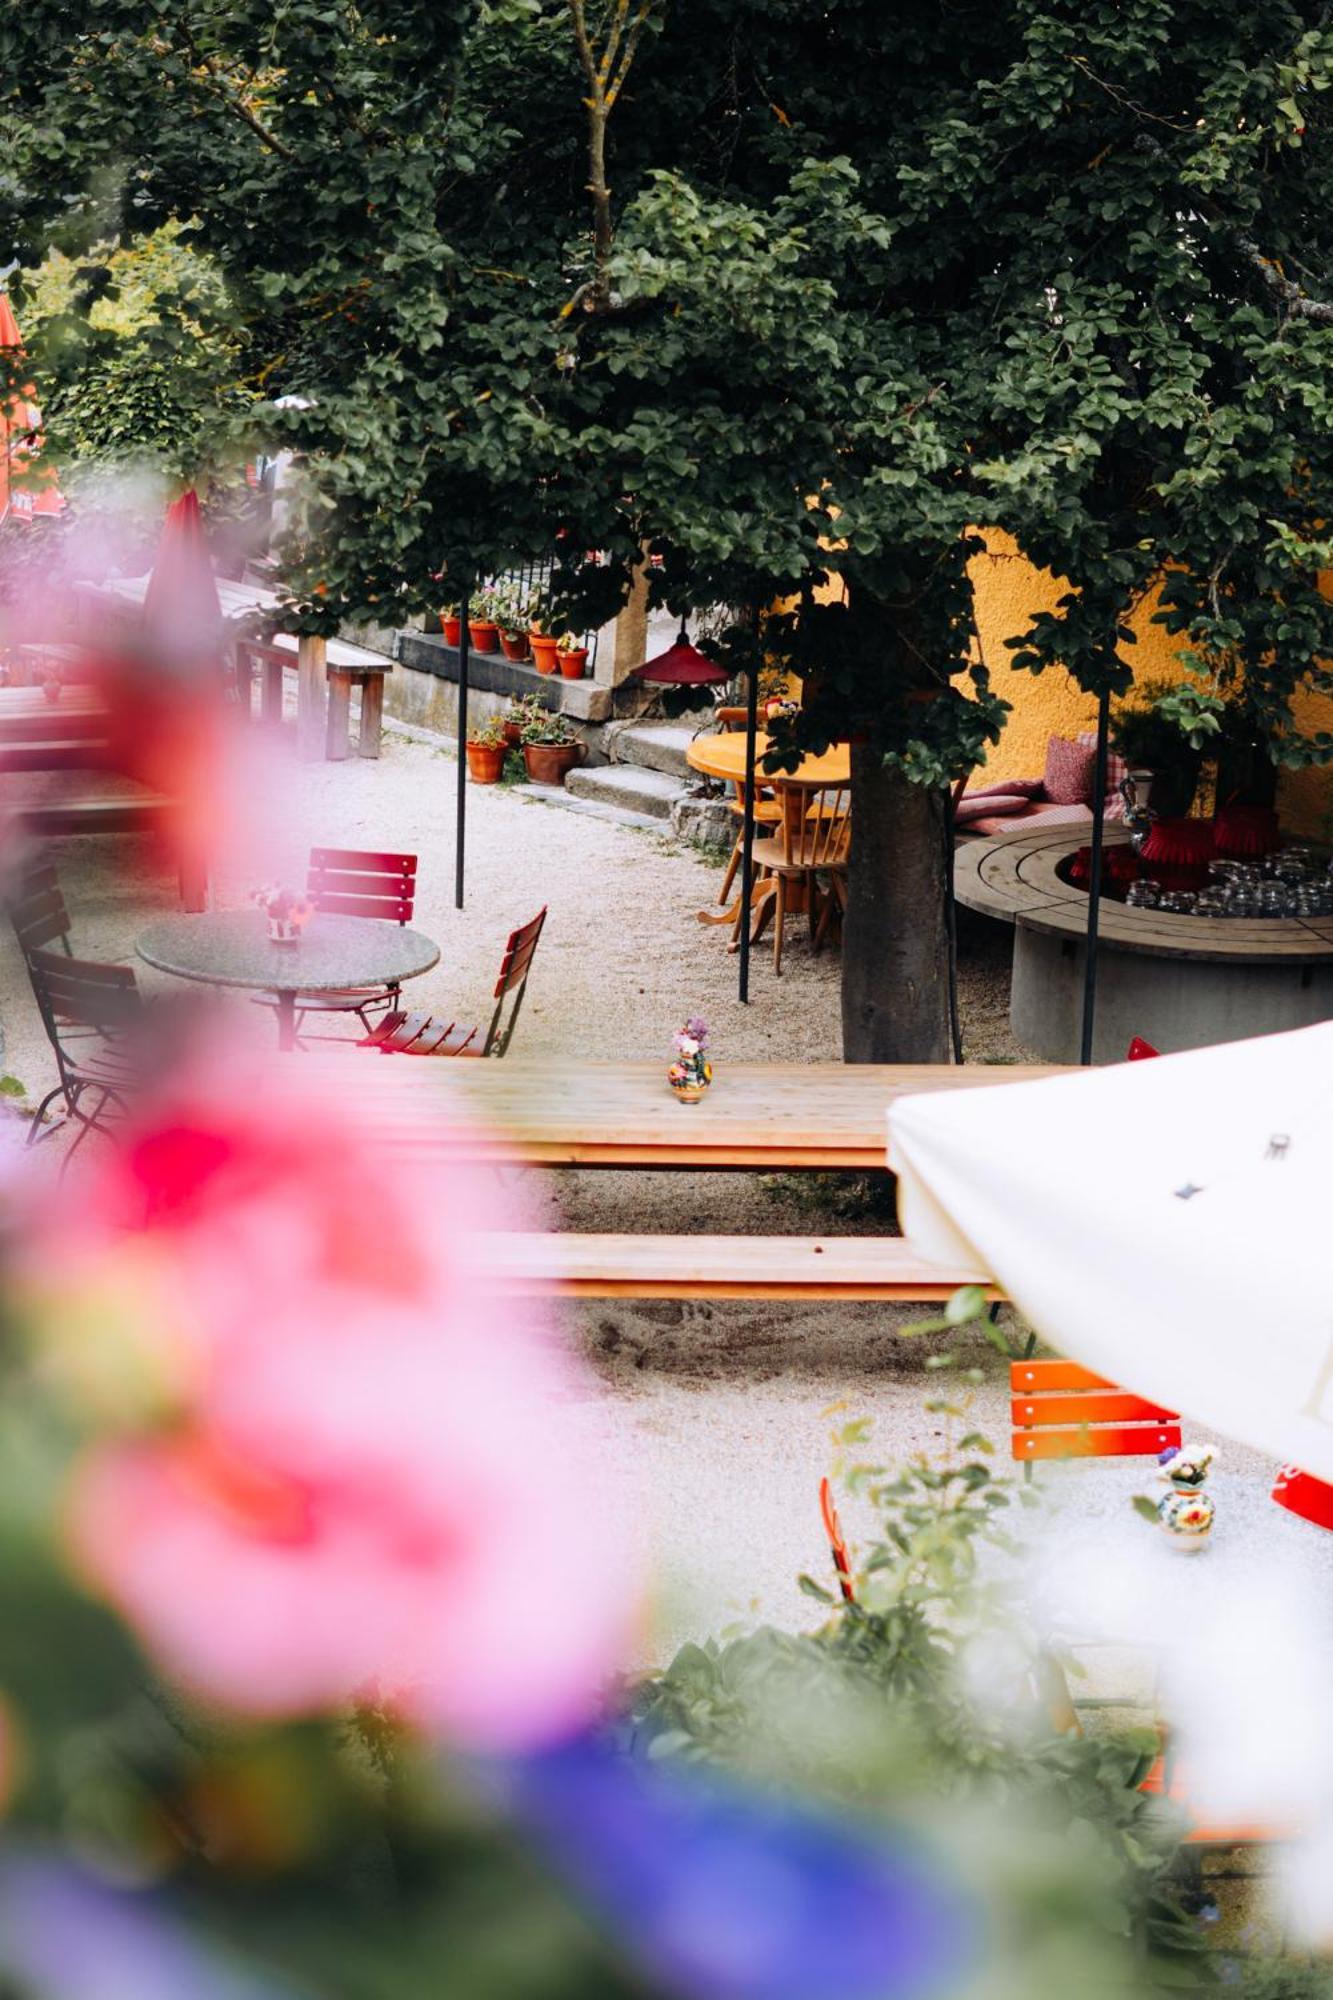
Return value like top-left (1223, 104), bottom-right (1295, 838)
top-left (479, 1232), bottom-right (997, 1301)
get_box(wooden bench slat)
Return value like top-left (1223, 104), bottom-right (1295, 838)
top-left (1010, 1360), bottom-right (1117, 1392)
top-left (1013, 1423), bottom-right (1182, 1461)
top-left (1011, 1392), bottom-right (1178, 1428)
top-left (476, 1233), bottom-right (995, 1301)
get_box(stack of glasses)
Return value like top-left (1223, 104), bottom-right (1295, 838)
top-left (1123, 848), bottom-right (1333, 919)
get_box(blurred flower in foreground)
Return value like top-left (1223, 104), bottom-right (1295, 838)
top-left (0, 1852), bottom-right (288, 1999)
top-left (33, 1058), bottom-right (632, 1750)
top-left (498, 1733), bottom-right (975, 2000)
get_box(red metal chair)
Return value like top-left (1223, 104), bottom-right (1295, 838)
top-left (361, 908), bottom-right (547, 1058)
top-left (281, 847), bottom-right (418, 1037)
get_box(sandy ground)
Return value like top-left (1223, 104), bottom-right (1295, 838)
top-left (0, 723), bottom-right (1302, 1677)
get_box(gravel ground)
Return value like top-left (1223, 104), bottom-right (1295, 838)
top-left (0, 723), bottom-right (1303, 1676)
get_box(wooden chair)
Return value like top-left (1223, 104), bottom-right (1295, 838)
top-left (1010, 1358), bottom-right (1180, 1467)
top-left (24, 947), bottom-right (143, 1153)
top-left (362, 908), bottom-right (547, 1058)
top-left (283, 847), bottom-right (418, 1037)
top-left (703, 706), bottom-right (784, 911)
top-left (8, 862), bottom-right (74, 960)
top-left (745, 783), bottom-right (851, 973)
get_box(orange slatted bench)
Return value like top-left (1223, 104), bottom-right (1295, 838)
top-left (1010, 1357), bottom-right (1181, 1463)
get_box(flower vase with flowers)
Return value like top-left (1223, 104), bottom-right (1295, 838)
top-left (250, 884), bottom-right (315, 945)
top-left (668, 1018), bottom-right (712, 1103)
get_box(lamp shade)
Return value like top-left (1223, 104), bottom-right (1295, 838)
top-left (1214, 803), bottom-right (1281, 859)
top-left (633, 636), bottom-right (730, 688)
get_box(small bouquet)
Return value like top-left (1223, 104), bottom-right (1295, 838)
top-left (250, 883), bottom-right (314, 945)
top-left (668, 1017), bottom-right (713, 1103)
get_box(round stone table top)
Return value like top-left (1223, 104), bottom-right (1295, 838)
top-left (136, 910), bottom-right (440, 993)
top-left (955, 822), bottom-right (1333, 965)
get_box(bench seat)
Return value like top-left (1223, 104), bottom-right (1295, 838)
top-left (480, 1232), bottom-right (997, 1301)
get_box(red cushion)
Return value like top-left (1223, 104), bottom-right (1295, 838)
top-left (1043, 734), bottom-right (1097, 806)
top-left (955, 792), bottom-right (1031, 825)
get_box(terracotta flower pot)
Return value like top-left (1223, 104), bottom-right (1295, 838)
top-left (558, 646), bottom-right (588, 680)
top-left (466, 742), bottom-right (506, 784)
top-left (441, 614), bottom-right (462, 646)
top-left (523, 741), bottom-right (585, 786)
top-left (468, 619), bottom-right (500, 654)
top-left (500, 630), bottom-right (531, 663)
top-left (530, 633), bottom-right (560, 675)
top-left (502, 719), bottom-right (523, 749)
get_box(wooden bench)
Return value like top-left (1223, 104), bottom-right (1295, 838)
top-left (478, 1232), bottom-right (996, 1301)
top-left (235, 631), bottom-right (391, 759)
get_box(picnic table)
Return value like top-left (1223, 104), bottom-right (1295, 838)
top-left (79, 576), bottom-right (393, 761)
top-left (291, 1053), bottom-right (1064, 1168)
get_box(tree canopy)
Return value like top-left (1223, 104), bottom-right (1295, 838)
top-left (4, 0), bottom-right (1333, 1052)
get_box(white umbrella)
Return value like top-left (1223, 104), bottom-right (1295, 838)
top-left (887, 1022), bottom-right (1333, 1482)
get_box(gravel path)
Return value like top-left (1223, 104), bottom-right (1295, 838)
top-left (0, 724), bottom-right (1290, 1669)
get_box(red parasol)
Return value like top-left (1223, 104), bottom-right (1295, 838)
top-left (142, 488), bottom-right (224, 671)
top-left (632, 628), bottom-right (730, 688)
top-left (0, 294), bottom-right (65, 524)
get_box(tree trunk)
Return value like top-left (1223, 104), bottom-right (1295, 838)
top-left (841, 741), bottom-right (952, 1063)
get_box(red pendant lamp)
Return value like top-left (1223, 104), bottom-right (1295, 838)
top-left (632, 625), bottom-right (731, 689)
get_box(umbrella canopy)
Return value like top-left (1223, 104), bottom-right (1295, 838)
top-left (0, 294), bottom-right (64, 525)
top-left (887, 1023), bottom-right (1333, 1479)
top-left (142, 489), bottom-right (224, 671)
top-left (633, 633), bottom-right (730, 688)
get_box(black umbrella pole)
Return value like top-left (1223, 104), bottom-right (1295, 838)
top-left (738, 666), bottom-right (759, 1003)
top-left (454, 602), bottom-right (471, 910)
top-left (1079, 687), bottom-right (1111, 1066)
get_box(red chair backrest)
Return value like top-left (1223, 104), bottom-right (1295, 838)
top-left (307, 847), bottom-right (416, 924)
top-left (1010, 1358), bottom-right (1180, 1463)
top-left (494, 906), bottom-right (547, 998)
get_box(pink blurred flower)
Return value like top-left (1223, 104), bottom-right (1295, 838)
top-left (48, 1062), bottom-right (632, 1750)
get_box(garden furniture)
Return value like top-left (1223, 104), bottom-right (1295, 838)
top-left (472, 1231), bottom-right (996, 1300)
top-left (685, 731), bottom-right (851, 937)
top-left (290, 1053), bottom-right (1064, 1167)
top-left (361, 907), bottom-right (546, 1057)
top-left (265, 847), bottom-right (419, 1037)
top-left (136, 909), bottom-right (439, 1052)
top-left (8, 860), bottom-right (74, 960)
top-left (234, 631), bottom-right (392, 758)
top-left (23, 946), bottom-right (143, 1153)
top-left (1009, 1358), bottom-right (1180, 1464)
top-left (744, 781), bottom-right (851, 972)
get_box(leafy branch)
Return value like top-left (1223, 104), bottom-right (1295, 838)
top-left (566, 0), bottom-right (654, 309)
top-left (1236, 232), bottom-right (1333, 323)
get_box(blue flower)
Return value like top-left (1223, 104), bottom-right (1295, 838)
top-left (0, 1853), bottom-right (293, 2000)
top-left (498, 1735), bottom-right (975, 2000)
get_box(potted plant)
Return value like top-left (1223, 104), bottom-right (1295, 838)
top-left (501, 699), bottom-right (525, 749)
top-left (520, 702), bottom-right (586, 786)
top-left (528, 595), bottom-right (560, 675)
top-left (465, 713), bottom-right (509, 785)
top-left (467, 588), bottom-right (501, 655)
top-left (556, 630), bottom-right (589, 680)
top-left (1110, 685), bottom-right (1203, 819)
top-left (493, 582), bottom-right (533, 662)
top-left (440, 603), bottom-right (462, 647)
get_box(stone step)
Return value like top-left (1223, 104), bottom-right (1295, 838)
top-left (604, 721), bottom-right (698, 779)
top-left (520, 783), bottom-right (668, 836)
top-left (565, 762), bottom-right (682, 821)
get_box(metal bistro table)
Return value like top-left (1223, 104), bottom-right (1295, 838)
top-left (136, 911), bottom-right (440, 1051)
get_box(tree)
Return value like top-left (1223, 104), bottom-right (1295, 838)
top-left (4, 1), bottom-right (1333, 1058)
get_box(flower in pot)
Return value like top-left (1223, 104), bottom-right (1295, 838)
top-left (556, 630), bottom-right (589, 680)
top-left (492, 582), bottom-right (533, 662)
top-left (467, 587), bottom-right (501, 654)
top-left (520, 702), bottom-right (585, 787)
top-left (440, 603), bottom-right (462, 647)
top-left (501, 699), bottom-right (525, 750)
top-left (528, 595), bottom-right (561, 675)
top-left (465, 713), bottom-right (509, 785)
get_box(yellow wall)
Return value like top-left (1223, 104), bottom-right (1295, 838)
top-left (968, 529), bottom-right (1333, 839)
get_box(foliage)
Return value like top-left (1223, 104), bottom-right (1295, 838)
top-left (467, 712), bottom-right (509, 749)
top-left (630, 1409), bottom-right (1214, 1995)
top-left (1110, 678), bottom-right (1208, 793)
top-left (511, 690), bottom-right (576, 744)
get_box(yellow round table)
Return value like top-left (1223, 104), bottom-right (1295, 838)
top-left (686, 732), bottom-right (852, 942)
top-left (684, 731), bottom-right (851, 788)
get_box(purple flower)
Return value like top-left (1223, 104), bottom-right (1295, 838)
top-left (496, 1735), bottom-right (974, 2000)
top-left (684, 1017), bottom-right (709, 1046)
top-left (0, 1854), bottom-right (293, 2000)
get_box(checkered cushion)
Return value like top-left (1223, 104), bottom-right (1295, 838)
top-left (1076, 730), bottom-right (1128, 820)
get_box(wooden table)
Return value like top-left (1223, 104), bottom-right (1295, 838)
top-left (290, 1054), bottom-right (1065, 1168)
top-left (80, 577), bottom-right (392, 762)
top-left (685, 731), bottom-right (851, 790)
